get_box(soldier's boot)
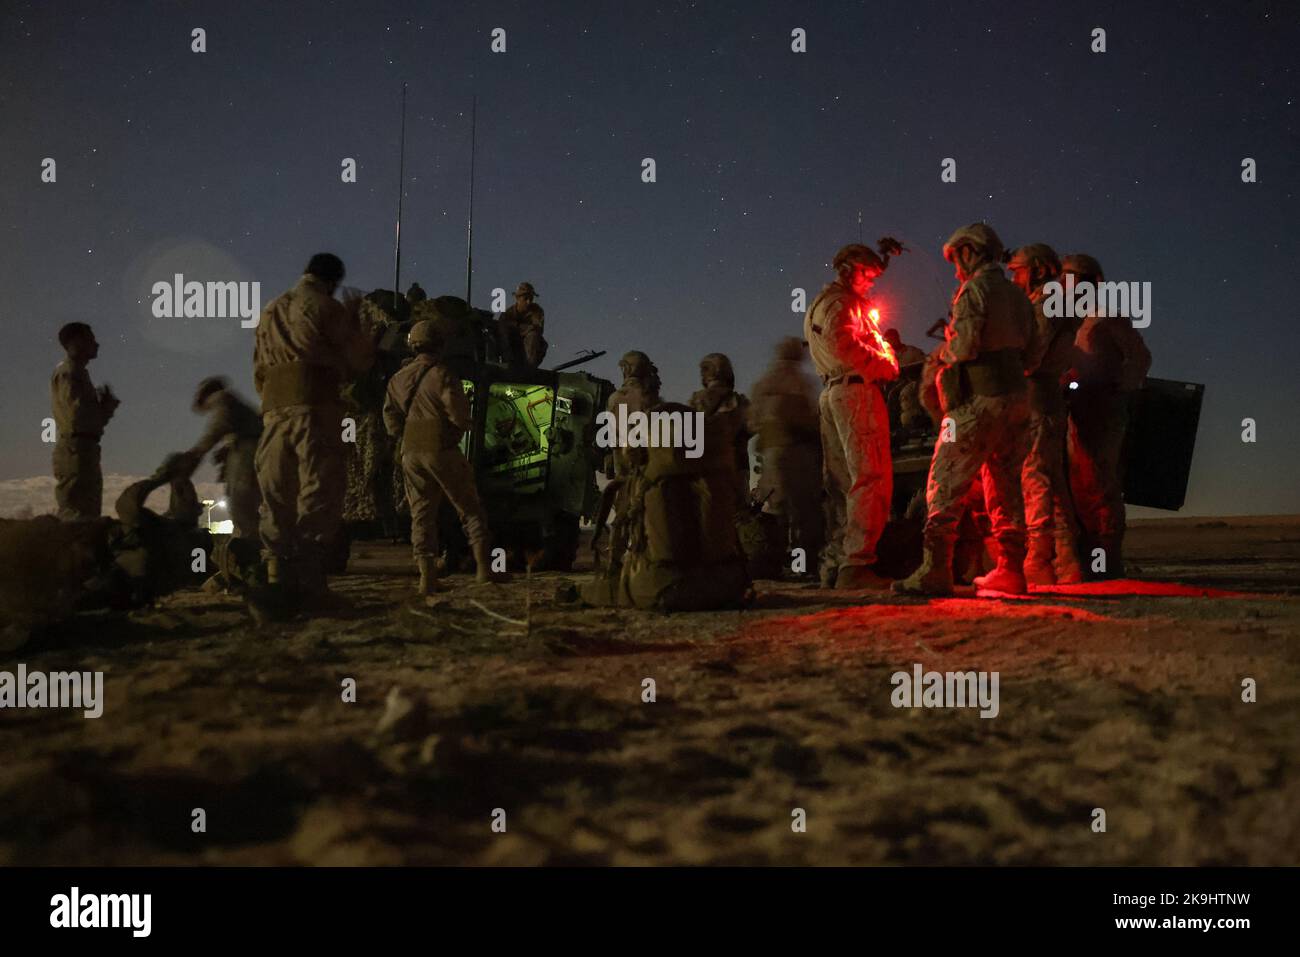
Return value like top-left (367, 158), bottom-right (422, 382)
top-left (416, 555), bottom-right (450, 597)
top-left (1022, 533), bottom-right (1057, 588)
top-left (1053, 531), bottom-right (1085, 584)
top-left (473, 540), bottom-right (511, 584)
top-left (974, 539), bottom-right (1028, 595)
top-left (297, 545), bottom-right (354, 615)
top-left (835, 564), bottom-right (891, 590)
top-left (951, 536), bottom-right (983, 585)
top-left (892, 535), bottom-right (954, 596)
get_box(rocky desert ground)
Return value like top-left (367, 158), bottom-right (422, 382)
top-left (1, 515), bottom-right (1296, 865)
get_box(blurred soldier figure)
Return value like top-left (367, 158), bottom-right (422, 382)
top-left (1063, 253), bottom-right (1152, 578)
top-left (498, 281), bottom-right (548, 368)
top-left (884, 328), bottom-right (926, 367)
top-left (406, 282), bottom-right (428, 304)
top-left (895, 223), bottom-right (1034, 597)
top-left (50, 322), bottom-right (119, 520)
top-left (689, 353), bottom-right (751, 507)
top-left (384, 320), bottom-right (501, 597)
top-left (804, 238), bottom-right (905, 589)
top-left (253, 253), bottom-right (375, 600)
top-left (107, 452), bottom-right (212, 606)
top-left (183, 376), bottom-right (263, 542)
top-left (1007, 244), bottom-right (1084, 586)
top-left (748, 338), bottom-right (823, 570)
top-left (590, 351), bottom-right (661, 578)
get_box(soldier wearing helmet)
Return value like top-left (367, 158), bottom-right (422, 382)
top-left (1006, 243), bottom-right (1084, 586)
top-left (591, 351), bottom-right (664, 574)
top-left (689, 353), bottom-right (752, 507)
top-left (383, 319), bottom-right (503, 598)
top-left (182, 375), bottom-right (263, 542)
top-left (497, 281), bottom-right (548, 368)
top-left (253, 252), bottom-right (375, 604)
top-left (894, 223), bottom-right (1035, 597)
top-left (1062, 253), bottom-right (1152, 578)
top-left (803, 237), bottom-right (906, 589)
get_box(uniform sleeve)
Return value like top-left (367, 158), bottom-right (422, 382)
top-left (940, 279), bottom-right (986, 364)
top-left (1022, 304), bottom-right (1052, 375)
top-left (382, 376), bottom-right (404, 438)
top-left (1116, 324), bottom-right (1153, 390)
top-left (190, 402), bottom-right (233, 458)
top-left (325, 299), bottom-right (376, 378)
top-left (823, 297), bottom-right (899, 381)
top-left (440, 372), bottom-right (473, 432)
top-left (57, 368), bottom-right (107, 433)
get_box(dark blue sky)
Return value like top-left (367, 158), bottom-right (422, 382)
top-left (2, 0), bottom-right (1297, 514)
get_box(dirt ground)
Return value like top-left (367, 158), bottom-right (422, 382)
top-left (1, 515), bottom-right (1297, 866)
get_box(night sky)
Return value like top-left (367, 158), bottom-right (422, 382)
top-left (2, 0), bottom-right (1297, 515)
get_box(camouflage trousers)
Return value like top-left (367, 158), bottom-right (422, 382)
top-left (255, 405), bottom-right (347, 561)
top-left (402, 447), bottom-right (488, 558)
top-left (819, 380), bottom-right (891, 574)
top-left (224, 436), bottom-right (262, 542)
top-left (1022, 381), bottom-right (1078, 543)
top-left (52, 436), bottom-right (103, 520)
top-left (924, 393), bottom-right (1030, 553)
top-left (756, 443), bottom-right (823, 566)
top-left (1069, 389), bottom-right (1130, 545)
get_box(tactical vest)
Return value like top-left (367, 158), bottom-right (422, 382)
top-left (583, 406), bottom-right (749, 611)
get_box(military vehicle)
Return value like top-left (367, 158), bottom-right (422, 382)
top-left (339, 291), bottom-right (614, 572)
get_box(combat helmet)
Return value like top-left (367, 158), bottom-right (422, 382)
top-left (1060, 253), bottom-right (1105, 283)
top-left (192, 375), bottom-right (228, 412)
top-left (1006, 243), bottom-right (1061, 275)
top-left (407, 319), bottom-right (445, 353)
top-left (699, 353), bottom-right (736, 388)
top-left (942, 223), bottom-right (1005, 264)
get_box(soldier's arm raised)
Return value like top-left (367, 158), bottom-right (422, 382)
top-left (441, 372), bottom-right (474, 433)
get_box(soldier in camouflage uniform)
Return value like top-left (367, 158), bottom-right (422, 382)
top-left (497, 281), bottom-right (548, 368)
top-left (50, 322), bottom-right (119, 520)
top-left (804, 239), bottom-right (905, 590)
top-left (183, 376), bottom-right (262, 542)
top-left (383, 320), bottom-right (502, 597)
top-left (1063, 253), bottom-right (1152, 579)
top-left (591, 351), bottom-right (662, 577)
top-left (748, 337), bottom-right (823, 571)
top-left (895, 223), bottom-right (1035, 597)
top-left (342, 296), bottom-right (404, 538)
top-left (252, 253), bottom-right (375, 600)
top-left (689, 353), bottom-right (751, 508)
top-left (1007, 244), bottom-right (1084, 586)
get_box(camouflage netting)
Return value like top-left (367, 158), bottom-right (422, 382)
top-left (343, 293), bottom-right (415, 530)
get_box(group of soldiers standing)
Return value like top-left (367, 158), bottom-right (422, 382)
top-left (49, 253), bottom-right (527, 613)
top-left (782, 224), bottom-right (1150, 597)
top-left (48, 227), bottom-right (1150, 615)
